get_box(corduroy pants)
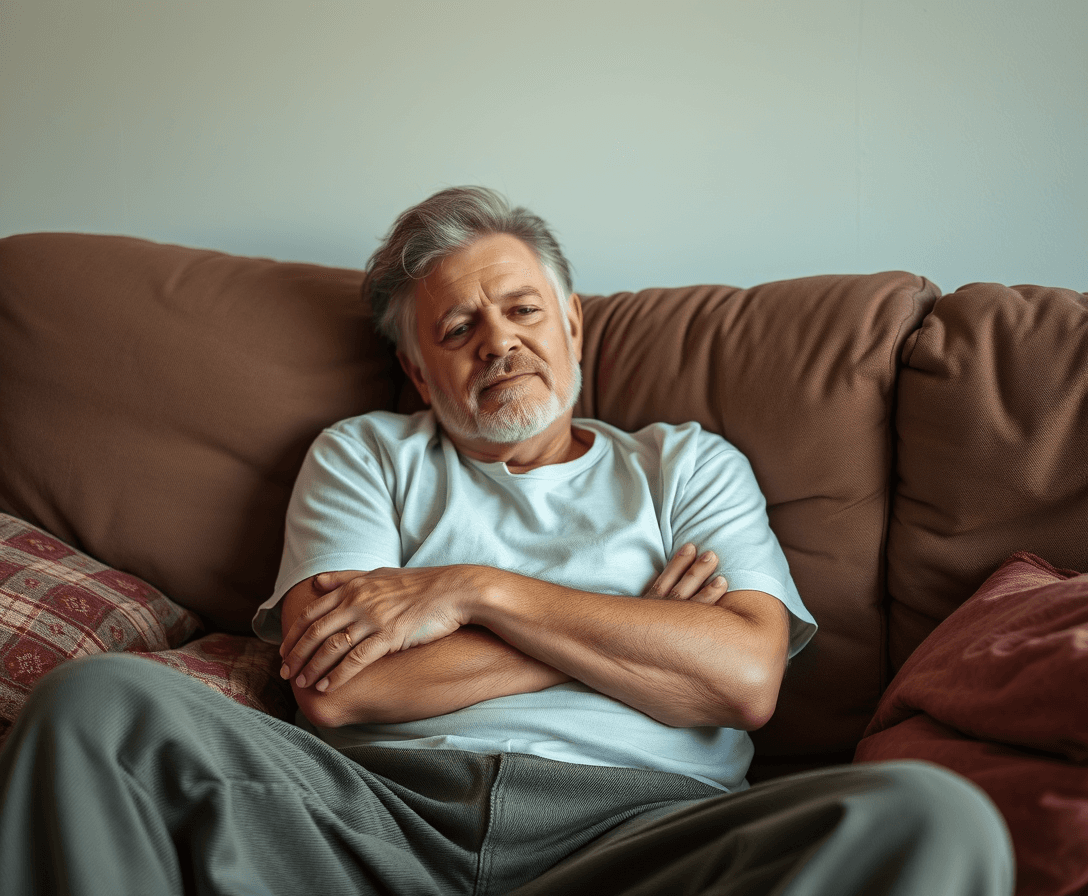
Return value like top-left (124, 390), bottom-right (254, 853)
top-left (0, 654), bottom-right (1013, 895)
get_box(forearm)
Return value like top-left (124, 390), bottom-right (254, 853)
top-left (291, 620), bottom-right (569, 729)
top-left (465, 567), bottom-right (788, 729)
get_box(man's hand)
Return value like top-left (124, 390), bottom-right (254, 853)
top-left (280, 566), bottom-right (473, 693)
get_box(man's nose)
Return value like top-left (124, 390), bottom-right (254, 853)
top-left (477, 314), bottom-right (521, 360)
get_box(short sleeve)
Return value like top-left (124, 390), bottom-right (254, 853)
top-left (251, 426), bottom-right (402, 642)
top-left (667, 427), bottom-right (817, 657)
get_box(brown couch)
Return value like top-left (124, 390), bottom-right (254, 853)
top-left (1, 232), bottom-right (1085, 894)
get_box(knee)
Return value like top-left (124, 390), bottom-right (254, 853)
top-left (869, 760), bottom-right (1012, 866)
top-left (17, 653), bottom-right (177, 740)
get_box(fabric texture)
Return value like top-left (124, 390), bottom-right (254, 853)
top-left (0, 512), bottom-right (202, 748)
top-left (889, 282), bottom-right (1088, 669)
top-left (135, 632), bottom-right (294, 722)
top-left (854, 551), bottom-right (1088, 896)
top-left (253, 410), bottom-right (815, 790)
top-left (0, 653), bottom-right (1013, 896)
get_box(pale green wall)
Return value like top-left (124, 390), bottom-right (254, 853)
top-left (2, 0), bottom-right (1085, 294)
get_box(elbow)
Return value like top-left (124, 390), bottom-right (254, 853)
top-left (706, 659), bottom-right (784, 731)
top-left (294, 686), bottom-right (343, 729)
top-left (293, 684), bottom-right (375, 730)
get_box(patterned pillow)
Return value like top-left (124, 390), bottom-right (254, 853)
top-left (136, 632), bottom-right (294, 721)
top-left (0, 513), bottom-right (203, 746)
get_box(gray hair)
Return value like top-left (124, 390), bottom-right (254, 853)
top-left (364, 186), bottom-right (574, 364)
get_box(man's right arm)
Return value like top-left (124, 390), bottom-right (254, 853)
top-left (282, 575), bottom-right (570, 729)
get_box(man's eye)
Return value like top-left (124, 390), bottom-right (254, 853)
top-left (445, 324), bottom-right (469, 340)
top-left (514, 306), bottom-right (539, 317)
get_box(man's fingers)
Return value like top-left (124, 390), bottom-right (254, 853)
top-left (289, 619), bottom-right (369, 689)
top-left (689, 575), bottom-right (729, 604)
top-left (315, 634), bottom-right (392, 694)
top-left (665, 550), bottom-right (720, 600)
top-left (311, 570), bottom-right (358, 593)
top-left (645, 543), bottom-right (698, 598)
top-left (280, 588), bottom-right (344, 661)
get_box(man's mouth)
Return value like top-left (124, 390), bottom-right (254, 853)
top-left (481, 372), bottom-right (533, 393)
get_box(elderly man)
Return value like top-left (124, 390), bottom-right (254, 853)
top-left (0, 188), bottom-right (1011, 895)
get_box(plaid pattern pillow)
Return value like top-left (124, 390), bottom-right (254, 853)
top-left (136, 633), bottom-right (294, 721)
top-left (0, 513), bottom-right (203, 746)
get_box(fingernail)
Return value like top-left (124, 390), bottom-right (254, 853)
top-left (295, 674), bottom-right (307, 688)
top-left (680, 543), bottom-right (696, 556)
top-left (712, 576), bottom-right (726, 587)
top-left (316, 679), bottom-right (329, 693)
top-left (700, 551), bottom-right (714, 562)
top-left (280, 664), bottom-right (290, 679)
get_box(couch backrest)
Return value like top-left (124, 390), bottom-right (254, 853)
top-left (574, 275), bottom-right (938, 764)
top-left (888, 281), bottom-right (1088, 670)
top-left (0, 233), bottom-right (398, 631)
top-left (4, 232), bottom-right (1081, 767)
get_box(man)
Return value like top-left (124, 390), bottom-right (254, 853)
top-left (0, 188), bottom-right (1012, 895)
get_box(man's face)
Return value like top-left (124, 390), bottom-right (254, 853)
top-left (400, 233), bottom-right (583, 447)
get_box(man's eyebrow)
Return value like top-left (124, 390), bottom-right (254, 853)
top-left (435, 286), bottom-right (544, 331)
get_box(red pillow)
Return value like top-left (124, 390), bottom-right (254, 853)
top-left (856, 552), bottom-right (1088, 896)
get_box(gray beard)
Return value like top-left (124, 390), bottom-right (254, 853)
top-left (425, 340), bottom-right (582, 445)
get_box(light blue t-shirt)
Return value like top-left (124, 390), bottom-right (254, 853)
top-left (253, 410), bottom-right (816, 791)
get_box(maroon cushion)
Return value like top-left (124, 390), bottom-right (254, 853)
top-left (866, 552), bottom-right (1088, 757)
top-left (575, 274), bottom-right (938, 760)
top-left (855, 552), bottom-right (1088, 896)
top-left (0, 234), bottom-right (400, 630)
top-left (889, 283), bottom-right (1088, 669)
top-left (857, 715), bottom-right (1088, 896)
top-left (0, 513), bottom-right (203, 748)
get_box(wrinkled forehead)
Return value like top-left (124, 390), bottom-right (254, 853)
top-left (414, 234), bottom-right (556, 317)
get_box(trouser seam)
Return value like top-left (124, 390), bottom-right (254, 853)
top-left (473, 752), bottom-right (508, 896)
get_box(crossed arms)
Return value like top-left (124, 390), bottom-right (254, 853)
top-left (279, 544), bottom-right (791, 732)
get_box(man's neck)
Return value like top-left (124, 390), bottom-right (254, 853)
top-left (448, 416), bottom-right (594, 473)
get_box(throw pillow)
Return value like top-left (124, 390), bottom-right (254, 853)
top-left (135, 633), bottom-right (294, 721)
top-left (0, 513), bottom-right (203, 746)
top-left (855, 551), bottom-right (1088, 896)
top-left (864, 551), bottom-right (1088, 757)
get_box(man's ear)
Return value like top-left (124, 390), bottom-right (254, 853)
top-left (567, 293), bottom-right (584, 362)
top-left (397, 350), bottom-right (432, 406)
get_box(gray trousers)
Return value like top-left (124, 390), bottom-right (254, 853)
top-left (0, 654), bottom-right (1013, 896)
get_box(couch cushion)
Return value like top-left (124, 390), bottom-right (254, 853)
top-left (858, 715), bottom-right (1087, 896)
top-left (854, 551), bottom-right (1088, 896)
top-left (0, 233), bottom-right (399, 631)
top-left (574, 273), bottom-right (938, 760)
top-left (862, 551), bottom-right (1088, 757)
top-left (889, 282), bottom-right (1088, 668)
top-left (0, 512), bottom-right (203, 748)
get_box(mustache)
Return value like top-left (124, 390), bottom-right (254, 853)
top-left (473, 355), bottom-right (550, 394)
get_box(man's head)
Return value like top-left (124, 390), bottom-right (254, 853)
top-left (365, 187), bottom-right (583, 449)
